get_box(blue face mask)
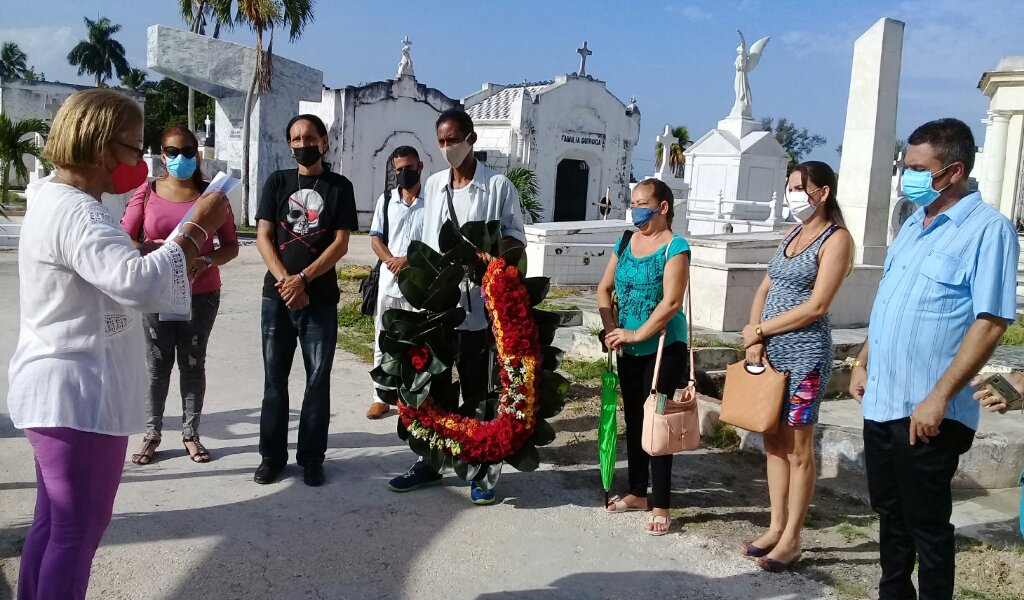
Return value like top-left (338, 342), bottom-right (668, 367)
top-left (632, 207), bottom-right (657, 229)
top-left (166, 155), bottom-right (197, 180)
top-left (901, 164), bottom-right (953, 206)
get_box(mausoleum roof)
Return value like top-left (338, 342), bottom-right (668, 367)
top-left (466, 84), bottom-right (550, 121)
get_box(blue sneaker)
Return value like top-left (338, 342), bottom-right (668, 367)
top-left (387, 464), bottom-right (442, 493)
top-left (469, 481), bottom-right (496, 505)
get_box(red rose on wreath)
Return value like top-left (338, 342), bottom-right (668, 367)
top-left (408, 346), bottom-right (430, 371)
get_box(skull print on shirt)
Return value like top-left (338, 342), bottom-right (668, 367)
top-left (286, 188), bottom-right (324, 236)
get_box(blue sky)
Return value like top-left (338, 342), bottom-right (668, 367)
top-left (3, 0), bottom-right (1021, 174)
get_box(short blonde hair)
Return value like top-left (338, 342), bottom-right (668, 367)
top-left (44, 88), bottom-right (143, 169)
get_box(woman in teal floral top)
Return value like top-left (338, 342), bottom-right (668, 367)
top-left (597, 178), bottom-right (691, 536)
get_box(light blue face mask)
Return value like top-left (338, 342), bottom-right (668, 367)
top-left (166, 155), bottom-right (197, 180)
top-left (901, 163), bottom-right (953, 206)
top-left (632, 207), bottom-right (657, 229)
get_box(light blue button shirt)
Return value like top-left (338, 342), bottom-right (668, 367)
top-left (863, 192), bottom-right (1020, 430)
top-left (369, 189), bottom-right (425, 299)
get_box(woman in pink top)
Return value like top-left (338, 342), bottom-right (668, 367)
top-left (120, 126), bottom-right (239, 464)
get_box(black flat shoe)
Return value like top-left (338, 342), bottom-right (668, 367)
top-left (254, 459), bottom-right (283, 484)
top-left (303, 463), bottom-right (325, 487)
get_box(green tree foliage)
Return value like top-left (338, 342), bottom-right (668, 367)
top-left (143, 78), bottom-right (215, 153)
top-left (0, 42), bottom-right (28, 79)
top-left (66, 17), bottom-right (130, 87)
top-left (759, 116), bottom-right (826, 169)
top-left (0, 115), bottom-right (50, 211)
top-left (506, 166), bottom-right (543, 223)
top-left (654, 125), bottom-right (691, 178)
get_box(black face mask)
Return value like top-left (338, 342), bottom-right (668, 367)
top-left (395, 167), bottom-right (420, 190)
top-left (292, 145), bottom-right (323, 167)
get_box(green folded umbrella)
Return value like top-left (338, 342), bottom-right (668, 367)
top-left (598, 348), bottom-right (620, 506)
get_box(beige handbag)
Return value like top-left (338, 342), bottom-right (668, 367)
top-left (641, 281), bottom-right (700, 456)
top-left (720, 357), bottom-right (789, 434)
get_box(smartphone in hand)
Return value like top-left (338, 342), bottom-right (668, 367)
top-left (980, 373), bottom-right (1024, 412)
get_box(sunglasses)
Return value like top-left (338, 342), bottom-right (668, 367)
top-left (163, 146), bottom-right (198, 160)
top-left (115, 141), bottom-right (145, 160)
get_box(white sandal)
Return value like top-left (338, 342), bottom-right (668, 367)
top-left (606, 495), bottom-right (645, 513)
top-left (646, 515), bottom-right (670, 536)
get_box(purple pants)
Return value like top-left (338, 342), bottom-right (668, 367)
top-left (18, 428), bottom-right (128, 600)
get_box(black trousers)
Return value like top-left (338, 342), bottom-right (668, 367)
top-left (617, 342), bottom-right (688, 509)
top-left (864, 417), bottom-right (975, 600)
top-left (411, 329), bottom-right (491, 475)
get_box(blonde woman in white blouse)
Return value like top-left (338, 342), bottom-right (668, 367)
top-left (5, 88), bottom-right (228, 600)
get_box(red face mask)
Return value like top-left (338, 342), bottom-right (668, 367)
top-left (110, 160), bottom-right (149, 194)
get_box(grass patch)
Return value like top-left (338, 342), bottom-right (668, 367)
top-left (1000, 316), bottom-right (1024, 345)
top-left (693, 335), bottom-right (745, 352)
top-left (236, 224), bottom-right (257, 234)
top-left (954, 589), bottom-right (1015, 600)
top-left (337, 264), bottom-right (372, 282)
top-left (537, 300), bottom-right (579, 311)
top-left (561, 359), bottom-right (606, 384)
top-left (836, 522), bottom-right (870, 544)
top-left (835, 580), bottom-right (870, 599)
top-left (706, 422), bottom-right (741, 451)
top-left (337, 300), bottom-right (375, 362)
top-left (547, 286), bottom-right (579, 300)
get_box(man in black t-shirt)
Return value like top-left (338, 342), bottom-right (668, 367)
top-left (253, 114), bottom-right (358, 487)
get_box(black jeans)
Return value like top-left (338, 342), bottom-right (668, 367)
top-left (410, 329), bottom-right (491, 475)
top-left (144, 290), bottom-right (220, 438)
top-left (864, 417), bottom-right (975, 600)
top-left (259, 298), bottom-right (338, 467)
top-left (617, 342), bottom-right (688, 509)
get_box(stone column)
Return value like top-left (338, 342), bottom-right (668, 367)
top-left (983, 110), bottom-right (1011, 209)
top-left (837, 18), bottom-right (904, 266)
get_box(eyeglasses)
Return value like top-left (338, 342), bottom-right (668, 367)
top-left (115, 141), bottom-right (145, 160)
top-left (163, 146), bottom-right (198, 160)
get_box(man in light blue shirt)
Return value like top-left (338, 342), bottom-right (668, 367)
top-left (366, 146), bottom-right (426, 419)
top-left (849, 118), bottom-right (1019, 600)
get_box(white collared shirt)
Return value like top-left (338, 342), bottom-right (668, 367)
top-left (420, 161), bottom-right (526, 331)
top-left (6, 182), bottom-right (191, 436)
top-left (369, 187), bottom-right (426, 299)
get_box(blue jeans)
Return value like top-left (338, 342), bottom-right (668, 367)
top-left (259, 298), bottom-right (337, 467)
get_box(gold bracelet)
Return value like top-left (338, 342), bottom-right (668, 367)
top-left (847, 358), bottom-right (867, 369)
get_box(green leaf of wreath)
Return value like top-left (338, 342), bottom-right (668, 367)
top-left (425, 355), bottom-right (448, 376)
top-left (537, 392), bottom-right (566, 419)
top-left (506, 443), bottom-right (540, 472)
top-left (439, 219), bottom-right (464, 254)
top-left (531, 419), bottom-right (557, 447)
top-left (369, 365), bottom-right (398, 388)
top-left (472, 463), bottom-right (503, 490)
top-left (541, 370), bottom-right (571, 397)
top-left (398, 384), bottom-right (430, 409)
top-left (524, 278), bottom-right (551, 307)
top-left (453, 461), bottom-right (482, 483)
top-left (541, 346), bottom-right (564, 371)
top-left (407, 241), bottom-right (448, 275)
top-left (500, 246), bottom-right (528, 275)
top-left (397, 267), bottom-right (433, 308)
top-left (380, 355), bottom-right (402, 377)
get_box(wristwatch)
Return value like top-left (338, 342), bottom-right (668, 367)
top-left (755, 325), bottom-right (763, 339)
top-left (202, 256), bottom-right (213, 267)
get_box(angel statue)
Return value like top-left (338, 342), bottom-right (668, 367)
top-left (730, 30), bottom-right (770, 119)
top-left (397, 36), bottom-right (415, 78)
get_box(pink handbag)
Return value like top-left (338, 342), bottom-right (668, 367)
top-left (641, 282), bottom-right (700, 456)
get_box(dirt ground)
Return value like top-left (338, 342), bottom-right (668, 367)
top-left (341, 268), bottom-right (1024, 600)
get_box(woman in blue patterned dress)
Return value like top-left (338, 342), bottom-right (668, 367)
top-left (598, 178), bottom-right (691, 536)
top-left (739, 161), bottom-right (853, 571)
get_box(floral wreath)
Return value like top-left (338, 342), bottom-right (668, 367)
top-left (371, 219), bottom-right (568, 488)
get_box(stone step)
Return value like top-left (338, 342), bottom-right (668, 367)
top-left (696, 395), bottom-right (1024, 491)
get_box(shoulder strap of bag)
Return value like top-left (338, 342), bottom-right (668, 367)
top-left (137, 181), bottom-right (153, 243)
top-left (446, 170), bottom-right (460, 229)
top-left (617, 229), bottom-right (634, 257)
top-left (382, 189), bottom-right (391, 246)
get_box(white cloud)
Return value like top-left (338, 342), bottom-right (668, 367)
top-left (665, 4), bottom-right (714, 21)
top-left (0, 25), bottom-right (78, 81)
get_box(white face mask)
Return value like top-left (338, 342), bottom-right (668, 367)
top-left (441, 138), bottom-right (473, 169)
top-left (785, 189), bottom-right (818, 223)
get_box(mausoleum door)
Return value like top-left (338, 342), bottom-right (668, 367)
top-left (554, 159), bottom-right (589, 222)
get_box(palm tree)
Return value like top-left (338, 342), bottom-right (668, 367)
top-left (209, 0), bottom-right (315, 224)
top-left (654, 125), bottom-right (691, 178)
top-left (506, 167), bottom-right (543, 224)
top-left (178, 0), bottom-right (232, 131)
top-left (0, 115), bottom-right (50, 214)
top-left (120, 67), bottom-right (151, 92)
top-left (66, 17), bottom-right (130, 87)
top-left (0, 42), bottom-right (28, 79)
top-left (22, 66), bottom-right (43, 82)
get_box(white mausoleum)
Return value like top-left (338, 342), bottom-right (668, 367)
top-left (977, 56), bottom-right (1024, 222)
top-left (464, 65), bottom-right (640, 222)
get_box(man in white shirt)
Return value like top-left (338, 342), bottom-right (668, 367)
top-left (387, 109), bottom-right (526, 505)
top-left (367, 146), bottom-right (426, 419)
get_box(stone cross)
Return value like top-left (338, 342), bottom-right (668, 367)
top-left (656, 125), bottom-right (678, 179)
top-left (204, 115), bottom-right (212, 138)
top-left (576, 42), bottom-right (592, 77)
